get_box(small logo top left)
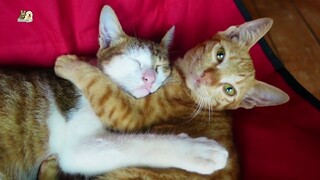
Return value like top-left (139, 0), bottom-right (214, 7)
top-left (17, 10), bottom-right (33, 23)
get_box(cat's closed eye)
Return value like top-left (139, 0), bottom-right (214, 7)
top-left (129, 57), bottom-right (142, 68)
top-left (156, 64), bottom-right (170, 73)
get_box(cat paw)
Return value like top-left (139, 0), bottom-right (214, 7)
top-left (54, 54), bottom-right (83, 79)
top-left (37, 154), bottom-right (60, 180)
top-left (178, 136), bottom-right (228, 175)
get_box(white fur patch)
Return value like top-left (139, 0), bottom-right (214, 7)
top-left (47, 102), bottom-right (67, 155)
top-left (102, 47), bottom-right (166, 98)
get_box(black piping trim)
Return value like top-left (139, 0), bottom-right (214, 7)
top-left (234, 0), bottom-right (320, 110)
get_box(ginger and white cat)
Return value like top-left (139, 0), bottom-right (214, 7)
top-left (39, 12), bottom-right (289, 180)
top-left (0, 5), bottom-right (229, 179)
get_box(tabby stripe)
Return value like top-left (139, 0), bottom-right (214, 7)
top-left (108, 106), bottom-right (116, 119)
top-left (85, 78), bottom-right (98, 93)
top-left (125, 117), bottom-right (136, 131)
top-left (98, 89), bottom-right (111, 107)
top-left (97, 107), bottom-right (106, 118)
top-left (111, 117), bottom-right (119, 130)
top-left (120, 106), bottom-right (131, 124)
top-left (156, 96), bottom-right (166, 116)
top-left (143, 96), bottom-right (152, 110)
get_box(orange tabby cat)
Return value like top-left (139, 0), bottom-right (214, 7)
top-left (39, 17), bottom-right (289, 179)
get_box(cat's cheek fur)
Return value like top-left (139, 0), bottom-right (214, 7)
top-left (150, 69), bottom-right (168, 93)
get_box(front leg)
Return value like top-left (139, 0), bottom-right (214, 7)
top-left (54, 55), bottom-right (106, 85)
top-left (54, 55), bottom-right (148, 131)
top-left (58, 132), bottom-right (228, 176)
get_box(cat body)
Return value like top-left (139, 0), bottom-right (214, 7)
top-left (0, 6), bottom-right (230, 179)
top-left (0, 69), bottom-right (81, 179)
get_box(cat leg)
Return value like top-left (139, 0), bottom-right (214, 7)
top-left (54, 55), bottom-right (101, 83)
top-left (37, 154), bottom-right (59, 180)
top-left (58, 132), bottom-right (228, 176)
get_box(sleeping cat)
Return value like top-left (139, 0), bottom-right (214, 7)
top-left (39, 17), bottom-right (289, 179)
top-left (0, 5), bottom-right (229, 179)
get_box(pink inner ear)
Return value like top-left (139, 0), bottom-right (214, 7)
top-left (240, 97), bottom-right (257, 109)
top-left (241, 81), bottom-right (290, 109)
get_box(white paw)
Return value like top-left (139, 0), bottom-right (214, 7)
top-left (177, 135), bottom-right (228, 175)
top-left (54, 55), bottom-right (79, 78)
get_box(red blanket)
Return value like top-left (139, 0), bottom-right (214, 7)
top-left (1, 0), bottom-right (319, 179)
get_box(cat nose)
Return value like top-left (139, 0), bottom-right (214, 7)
top-left (197, 70), bottom-right (219, 86)
top-left (142, 69), bottom-right (156, 89)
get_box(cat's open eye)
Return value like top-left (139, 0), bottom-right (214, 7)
top-left (216, 47), bottom-right (225, 63)
top-left (223, 83), bottom-right (236, 96)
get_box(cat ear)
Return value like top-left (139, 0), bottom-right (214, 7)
top-left (160, 26), bottom-right (175, 48)
top-left (239, 81), bottom-right (289, 109)
top-left (99, 5), bottom-right (127, 49)
top-left (223, 18), bottom-right (273, 49)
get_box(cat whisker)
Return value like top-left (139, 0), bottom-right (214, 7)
top-left (186, 98), bottom-right (204, 122)
top-left (131, 24), bottom-right (137, 38)
top-left (204, 99), bottom-right (211, 123)
top-left (196, 51), bottom-right (202, 60)
top-left (179, 102), bottom-right (202, 125)
top-left (207, 101), bottom-right (213, 124)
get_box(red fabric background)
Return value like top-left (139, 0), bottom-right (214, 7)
top-left (0, 0), bottom-right (319, 179)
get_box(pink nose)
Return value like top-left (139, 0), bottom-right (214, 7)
top-left (142, 69), bottom-right (156, 90)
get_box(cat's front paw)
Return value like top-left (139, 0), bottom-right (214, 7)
top-left (178, 136), bottom-right (228, 175)
top-left (54, 55), bottom-right (83, 79)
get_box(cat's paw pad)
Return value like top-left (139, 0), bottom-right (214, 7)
top-left (55, 55), bottom-right (82, 78)
top-left (181, 137), bottom-right (228, 175)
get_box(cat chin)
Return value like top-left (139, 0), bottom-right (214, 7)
top-left (131, 88), bottom-right (151, 99)
top-left (130, 84), bottom-right (162, 98)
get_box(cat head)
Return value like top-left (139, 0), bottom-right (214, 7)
top-left (97, 5), bottom-right (174, 98)
top-left (176, 18), bottom-right (289, 110)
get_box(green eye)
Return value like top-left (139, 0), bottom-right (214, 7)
top-left (216, 48), bottom-right (225, 63)
top-left (223, 83), bottom-right (236, 96)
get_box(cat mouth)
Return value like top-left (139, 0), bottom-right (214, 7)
top-left (132, 85), bottom-right (156, 98)
top-left (188, 66), bottom-right (205, 88)
top-left (132, 88), bottom-right (151, 98)
top-left (186, 75), bottom-right (200, 91)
